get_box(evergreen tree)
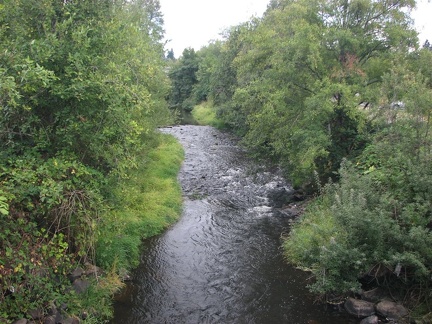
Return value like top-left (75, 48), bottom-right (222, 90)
top-left (166, 48), bottom-right (176, 60)
top-left (168, 48), bottom-right (199, 112)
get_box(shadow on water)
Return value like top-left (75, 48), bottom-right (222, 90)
top-left (111, 125), bottom-right (357, 324)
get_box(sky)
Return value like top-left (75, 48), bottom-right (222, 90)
top-left (160, 0), bottom-right (432, 57)
top-left (159, 0), bottom-right (269, 56)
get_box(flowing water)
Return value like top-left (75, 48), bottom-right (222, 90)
top-left (112, 125), bottom-right (356, 324)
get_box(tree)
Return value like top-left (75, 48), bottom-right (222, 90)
top-left (134, 0), bottom-right (165, 43)
top-left (210, 23), bottom-right (255, 133)
top-left (224, 0), bottom-right (416, 187)
top-left (193, 41), bottom-right (223, 103)
top-left (285, 61), bottom-right (432, 301)
top-left (168, 48), bottom-right (199, 113)
top-left (166, 48), bottom-right (176, 60)
top-left (0, 0), bottom-right (171, 320)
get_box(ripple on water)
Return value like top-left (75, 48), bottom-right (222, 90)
top-left (112, 126), bottom-right (356, 324)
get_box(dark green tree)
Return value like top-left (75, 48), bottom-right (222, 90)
top-left (168, 48), bottom-right (199, 113)
top-left (166, 48), bottom-right (176, 60)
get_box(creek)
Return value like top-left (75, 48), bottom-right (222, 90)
top-left (112, 125), bottom-right (356, 324)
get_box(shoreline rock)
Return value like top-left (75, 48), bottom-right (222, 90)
top-left (340, 291), bottom-right (409, 323)
top-left (344, 297), bottom-right (375, 318)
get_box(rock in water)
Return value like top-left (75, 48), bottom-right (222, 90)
top-left (360, 315), bottom-right (379, 324)
top-left (376, 300), bottom-right (408, 320)
top-left (344, 298), bottom-right (375, 318)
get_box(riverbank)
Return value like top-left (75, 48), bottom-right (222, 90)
top-left (111, 125), bottom-right (353, 323)
top-left (92, 132), bottom-right (184, 319)
top-left (2, 133), bottom-right (184, 323)
top-left (96, 133), bottom-right (184, 273)
top-left (188, 103), bottom-right (432, 323)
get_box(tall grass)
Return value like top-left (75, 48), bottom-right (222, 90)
top-left (96, 133), bottom-right (184, 272)
top-left (191, 101), bottom-right (225, 128)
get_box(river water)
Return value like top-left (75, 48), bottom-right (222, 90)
top-left (112, 125), bottom-right (355, 324)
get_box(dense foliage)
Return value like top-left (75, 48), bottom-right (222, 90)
top-left (284, 56), bottom-right (432, 304)
top-left (187, 0), bottom-right (432, 315)
top-left (167, 48), bottom-right (199, 114)
top-left (0, 0), bottom-right (179, 321)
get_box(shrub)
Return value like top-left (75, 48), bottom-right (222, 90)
top-left (284, 160), bottom-right (432, 296)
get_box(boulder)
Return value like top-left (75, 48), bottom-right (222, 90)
top-left (12, 320), bottom-right (27, 324)
top-left (344, 297), bottom-right (376, 318)
top-left (360, 287), bottom-right (388, 303)
top-left (84, 262), bottom-right (103, 277)
top-left (55, 311), bottom-right (63, 324)
top-left (360, 315), bottom-right (379, 324)
top-left (68, 267), bottom-right (85, 282)
top-left (72, 278), bottom-right (90, 294)
top-left (62, 317), bottom-right (80, 324)
top-left (43, 316), bottom-right (56, 324)
top-left (267, 187), bottom-right (295, 208)
top-left (376, 300), bottom-right (408, 320)
top-left (28, 308), bottom-right (44, 320)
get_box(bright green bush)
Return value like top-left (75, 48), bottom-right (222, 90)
top-left (192, 102), bottom-right (225, 128)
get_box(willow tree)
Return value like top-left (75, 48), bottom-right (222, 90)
top-left (168, 48), bottom-right (199, 113)
top-left (229, 0), bottom-right (417, 187)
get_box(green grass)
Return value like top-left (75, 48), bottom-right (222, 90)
top-left (96, 133), bottom-right (184, 272)
top-left (283, 194), bottom-right (345, 268)
top-left (191, 101), bottom-right (225, 128)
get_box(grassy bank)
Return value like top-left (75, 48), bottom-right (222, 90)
top-left (191, 102), bottom-right (225, 128)
top-left (96, 133), bottom-right (184, 273)
top-left (0, 133), bottom-right (184, 322)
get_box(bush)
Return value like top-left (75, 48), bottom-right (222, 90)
top-left (284, 160), bottom-right (432, 296)
top-left (0, 211), bottom-right (74, 320)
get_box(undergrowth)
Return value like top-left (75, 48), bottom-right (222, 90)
top-left (284, 159), bottom-right (432, 317)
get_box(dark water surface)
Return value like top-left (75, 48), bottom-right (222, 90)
top-left (112, 125), bottom-right (355, 324)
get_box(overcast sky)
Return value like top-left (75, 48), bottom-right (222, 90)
top-left (160, 0), bottom-right (432, 57)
